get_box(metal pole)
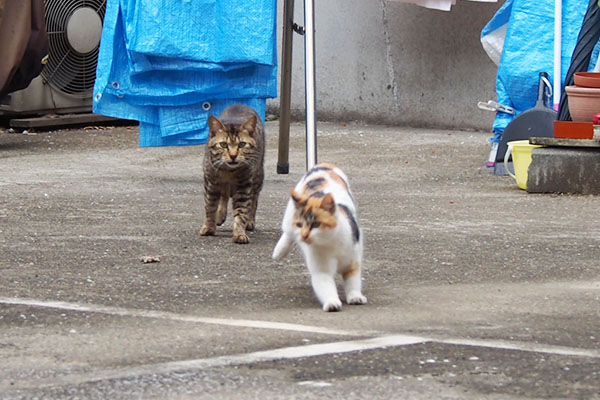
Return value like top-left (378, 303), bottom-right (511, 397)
top-left (277, 0), bottom-right (295, 174)
top-left (553, 0), bottom-right (561, 110)
top-left (304, 0), bottom-right (317, 170)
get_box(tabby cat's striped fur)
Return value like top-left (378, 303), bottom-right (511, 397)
top-left (200, 105), bottom-right (265, 244)
top-left (273, 162), bottom-right (367, 311)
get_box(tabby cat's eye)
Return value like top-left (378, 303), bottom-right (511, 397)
top-left (219, 142), bottom-right (228, 148)
top-left (239, 141), bottom-right (247, 148)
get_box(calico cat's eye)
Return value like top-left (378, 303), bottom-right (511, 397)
top-left (238, 141), bottom-right (247, 148)
top-left (295, 222), bottom-right (302, 228)
top-left (311, 222), bottom-right (321, 229)
top-left (219, 142), bottom-right (228, 148)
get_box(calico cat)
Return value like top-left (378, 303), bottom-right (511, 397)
top-left (272, 162), bottom-right (367, 311)
top-left (200, 104), bottom-right (265, 244)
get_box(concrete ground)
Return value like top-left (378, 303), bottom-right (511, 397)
top-left (0, 120), bottom-right (599, 399)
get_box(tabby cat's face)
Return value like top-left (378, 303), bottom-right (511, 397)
top-left (290, 190), bottom-right (337, 244)
top-left (207, 115), bottom-right (258, 170)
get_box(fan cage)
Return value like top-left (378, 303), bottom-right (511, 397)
top-left (42, 0), bottom-right (106, 98)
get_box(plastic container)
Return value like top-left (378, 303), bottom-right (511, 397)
top-left (504, 140), bottom-right (542, 190)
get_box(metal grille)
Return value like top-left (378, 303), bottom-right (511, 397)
top-left (42, 0), bottom-right (106, 98)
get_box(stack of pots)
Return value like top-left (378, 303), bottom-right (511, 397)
top-left (565, 72), bottom-right (600, 121)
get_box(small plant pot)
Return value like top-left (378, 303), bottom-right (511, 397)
top-left (574, 72), bottom-right (600, 88)
top-left (565, 85), bottom-right (600, 122)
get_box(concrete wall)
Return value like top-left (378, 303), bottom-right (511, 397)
top-left (268, 0), bottom-right (503, 131)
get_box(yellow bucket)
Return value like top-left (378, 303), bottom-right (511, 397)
top-left (504, 140), bottom-right (542, 190)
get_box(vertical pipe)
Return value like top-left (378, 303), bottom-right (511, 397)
top-left (277, 0), bottom-right (295, 174)
top-left (553, 0), bottom-right (561, 110)
top-left (304, 0), bottom-right (317, 170)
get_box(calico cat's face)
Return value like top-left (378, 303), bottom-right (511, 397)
top-left (290, 190), bottom-right (337, 244)
top-left (207, 115), bottom-right (258, 169)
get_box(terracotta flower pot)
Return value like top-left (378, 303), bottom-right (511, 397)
top-left (574, 72), bottom-right (600, 88)
top-left (565, 85), bottom-right (600, 122)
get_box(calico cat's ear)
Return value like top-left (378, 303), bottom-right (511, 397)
top-left (241, 115), bottom-right (257, 136)
top-left (320, 193), bottom-right (336, 214)
top-left (208, 115), bottom-right (225, 138)
top-left (290, 189), bottom-right (306, 207)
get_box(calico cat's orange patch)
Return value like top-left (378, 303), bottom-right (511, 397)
top-left (290, 192), bottom-right (338, 234)
top-left (328, 171), bottom-right (348, 190)
top-left (316, 164), bottom-right (348, 190)
top-left (305, 197), bottom-right (337, 228)
top-left (318, 162), bottom-right (337, 169)
top-left (342, 261), bottom-right (360, 280)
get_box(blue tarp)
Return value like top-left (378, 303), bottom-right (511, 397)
top-left (481, 0), bottom-right (600, 143)
top-left (93, 0), bottom-right (277, 147)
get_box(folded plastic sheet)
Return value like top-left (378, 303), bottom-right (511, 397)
top-left (139, 97), bottom-right (267, 147)
top-left (121, 0), bottom-right (276, 65)
top-left (93, 0), bottom-right (277, 147)
top-left (479, 0), bottom-right (512, 66)
top-left (481, 0), bottom-right (600, 142)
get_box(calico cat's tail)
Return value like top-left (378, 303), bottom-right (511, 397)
top-left (272, 233), bottom-right (294, 261)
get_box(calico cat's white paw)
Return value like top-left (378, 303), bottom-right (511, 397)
top-left (347, 292), bottom-right (367, 305)
top-left (322, 298), bottom-right (342, 312)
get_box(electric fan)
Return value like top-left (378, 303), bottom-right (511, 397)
top-left (43, 0), bottom-right (105, 97)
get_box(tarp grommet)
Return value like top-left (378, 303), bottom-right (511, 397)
top-left (202, 101), bottom-right (212, 111)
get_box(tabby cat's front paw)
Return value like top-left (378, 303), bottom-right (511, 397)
top-left (233, 233), bottom-right (249, 244)
top-left (347, 293), bottom-right (367, 305)
top-left (200, 225), bottom-right (216, 236)
top-left (322, 298), bottom-right (342, 312)
top-left (246, 220), bottom-right (255, 231)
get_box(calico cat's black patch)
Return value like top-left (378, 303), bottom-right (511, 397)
top-left (338, 204), bottom-right (360, 242)
top-left (306, 166), bottom-right (332, 178)
top-left (306, 177), bottom-right (326, 190)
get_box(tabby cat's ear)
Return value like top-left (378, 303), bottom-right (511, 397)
top-left (241, 115), bottom-right (257, 136)
top-left (320, 193), bottom-right (336, 214)
top-left (290, 189), bottom-right (306, 207)
top-left (208, 115), bottom-right (225, 138)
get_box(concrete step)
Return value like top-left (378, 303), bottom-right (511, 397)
top-left (527, 147), bottom-right (600, 194)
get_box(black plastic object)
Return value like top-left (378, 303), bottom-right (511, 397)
top-left (558, 0), bottom-right (600, 121)
top-left (495, 72), bottom-right (557, 165)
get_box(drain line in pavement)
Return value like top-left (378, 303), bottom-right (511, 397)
top-left (0, 297), bottom-right (367, 336)
top-left (3, 296), bottom-right (600, 392)
top-left (7, 335), bottom-right (429, 391)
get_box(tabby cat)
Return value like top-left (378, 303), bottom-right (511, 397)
top-left (272, 162), bottom-right (367, 311)
top-left (200, 104), bottom-right (265, 244)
